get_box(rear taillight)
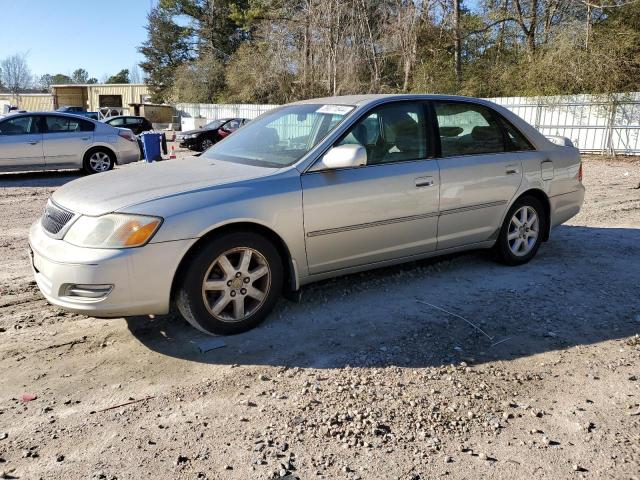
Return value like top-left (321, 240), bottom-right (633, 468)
top-left (578, 162), bottom-right (583, 182)
top-left (118, 130), bottom-right (136, 142)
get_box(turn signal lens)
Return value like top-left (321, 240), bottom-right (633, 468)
top-left (115, 219), bottom-right (162, 247)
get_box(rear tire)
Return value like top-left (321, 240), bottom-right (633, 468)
top-left (495, 195), bottom-right (546, 266)
top-left (83, 148), bottom-right (115, 174)
top-left (175, 232), bottom-right (283, 335)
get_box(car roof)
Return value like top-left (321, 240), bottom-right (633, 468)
top-left (291, 93), bottom-right (501, 107)
top-left (1, 111), bottom-right (98, 121)
top-left (104, 115), bottom-right (146, 120)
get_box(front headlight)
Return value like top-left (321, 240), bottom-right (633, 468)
top-left (64, 214), bottom-right (163, 249)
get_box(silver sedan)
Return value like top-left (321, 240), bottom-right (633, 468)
top-left (0, 112), bottom-right (140, 174)
top-left (29, 94), bottom-right (584, 335)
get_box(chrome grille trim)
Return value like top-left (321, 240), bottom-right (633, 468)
top-left (41, 200), bottom-right (74, 235)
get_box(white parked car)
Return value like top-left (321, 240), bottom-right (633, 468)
top-left (0, 112), bottom-right (140, 174)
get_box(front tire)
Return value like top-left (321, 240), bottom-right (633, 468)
top-left (83, 149), bottom-right (115, 174)
top-left (176, 232), bottom-right (283, 335)
top-left (198, 138), bottom-right (214, 151)
top-left (495, 196), bottom-right (546, 266)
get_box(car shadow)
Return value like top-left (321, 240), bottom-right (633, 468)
top-left (125, 225), bottom-right (640, 369)
top-left (0, 170), bottom-right (82, 188)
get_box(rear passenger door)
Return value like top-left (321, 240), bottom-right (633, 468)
top-left (42, 115), bottom-right (95, 169)
top-left (432, 101), bottom-right (525, 250)
top-left (0, 115), bottom-right (44, 172)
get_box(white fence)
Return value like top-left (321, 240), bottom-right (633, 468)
top-left (488, 93), bottom-right (640, 155)
top-left (175, 103), bottom-right (276, 121)
top-left (176, 92), bottom-right (640, 155)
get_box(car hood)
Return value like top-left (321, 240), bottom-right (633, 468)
top-left (52, 157), bottom-right (278, 216)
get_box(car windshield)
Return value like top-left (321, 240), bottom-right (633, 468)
top-left (201, 104), bottom-right (354, 168)
top-left (204, 119), bottom-right (226, 129)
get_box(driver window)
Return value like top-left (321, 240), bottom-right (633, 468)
top-left (0, 115), bottom-right (39, 135)
top-left (337, 103), bottom-right (427, 165)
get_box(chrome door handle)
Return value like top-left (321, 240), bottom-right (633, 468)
top-left (505, 164), bottom-right (519, 175)
top-left (28, 141), bottom-right (39, 145)
top-left (415, 177), bottom-right (435, 187)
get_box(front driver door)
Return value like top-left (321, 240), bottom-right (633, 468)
top-left (0, 115), bottom-right (44, 172)
top-left (302, 101), bottom-right (440, 274)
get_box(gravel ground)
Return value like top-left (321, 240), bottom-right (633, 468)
top-left (0, 152), bottom-right (639, 480)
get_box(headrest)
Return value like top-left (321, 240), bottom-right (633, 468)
top-left (440, 126), bottom-right (463, 137)
top-left (471, 126), bottom-right (498, 140)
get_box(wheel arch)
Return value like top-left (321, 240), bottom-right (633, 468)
top-left (510, 188), bottom-right (551, 241)
top-left (83, 145), bottom-right (116, 164)
top-left (170, 221), bottom-right (298, 304)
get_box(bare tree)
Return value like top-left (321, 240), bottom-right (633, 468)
top-left (453, 0), bottom-right (462, 84)
top-left (130, 64), bottom-right (143, 83)
top-left (1, 53), bottom-right (32, 96)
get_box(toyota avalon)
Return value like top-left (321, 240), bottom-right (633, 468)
top-left (29, 94), bottom-right (584, 335)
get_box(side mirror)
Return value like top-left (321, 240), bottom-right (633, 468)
top-left (319, 144), bottom-right (367, 170)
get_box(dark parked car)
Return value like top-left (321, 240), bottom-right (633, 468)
top-left (103, 116), bottom-right (154, 136)
top-left (177, 118), bottom-right (248, 151)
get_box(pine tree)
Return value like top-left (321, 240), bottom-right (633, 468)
top-left (139, 5), bottom-right (194, 103)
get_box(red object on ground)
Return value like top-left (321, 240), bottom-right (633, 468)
top-left (20, 393), bottom-right (37, 402)
top-left (169, 145), bottom-right (177, 159)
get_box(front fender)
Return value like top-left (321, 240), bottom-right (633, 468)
top-left (121, 169), bottom-right (308, 278)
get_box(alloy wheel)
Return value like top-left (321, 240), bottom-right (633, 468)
top-left (507, 206), bottom-right (539, 257)
top-left (201, 247), bottom-right (271, 323)
top-left (89, 152), bottom-right (112, 172)
top-left (200, 139), bottom-right (213, 150)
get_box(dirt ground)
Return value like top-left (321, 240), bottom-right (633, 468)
top-left (0, 152), bottom-right (639, 480)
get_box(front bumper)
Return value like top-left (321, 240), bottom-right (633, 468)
top-left (176, 136), bottom-right (199, 149)
top-left (29, 220), bottom-right (193, 317)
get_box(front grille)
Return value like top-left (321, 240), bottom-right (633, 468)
top-left (41, 201), bottom-right (74, 235)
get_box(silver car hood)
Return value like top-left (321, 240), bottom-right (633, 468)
top-left (52, 157), bottom-right (277, 216)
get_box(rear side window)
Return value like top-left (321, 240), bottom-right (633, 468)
top-left (434, 102), bottom-right (505, 157)
top-left (500, 117), bottom-right (534, 151)
top-left (0, 115), bottom-right (40, 135)
top-left (126, 117), bottom-right (143, 125)
top-left (45, 116), bottom-right (95, 133)
top-left (225, 120), bottom-right (240, 130)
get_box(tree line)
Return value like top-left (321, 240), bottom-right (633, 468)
top-left (139, 0), bottom-right (640, 104)
top-left (0, 53), bottom-right (143, 95)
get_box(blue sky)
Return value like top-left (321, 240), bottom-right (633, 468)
top-left (0, 0), bottom-right (155, 81)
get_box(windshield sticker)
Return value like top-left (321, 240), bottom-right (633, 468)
top-left (316, 105), bottom-right (353, 115)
